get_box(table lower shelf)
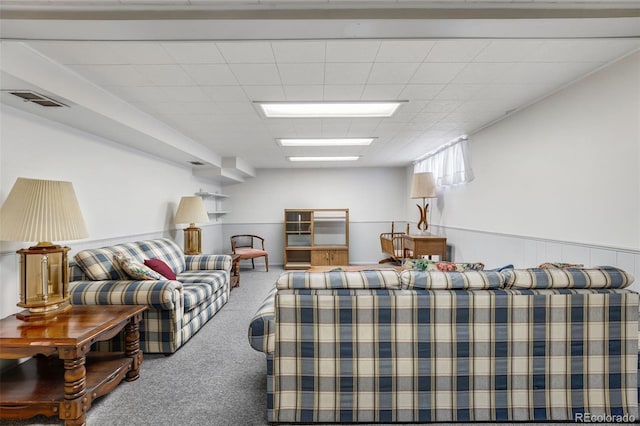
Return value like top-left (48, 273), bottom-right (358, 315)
top-left (0, 352), bottom-right (133, 420)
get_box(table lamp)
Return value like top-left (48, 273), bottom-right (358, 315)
top-left (410, 172), bottom-right (437, 234)
top-left (0, 177), bottom-right (88, 320)
top-left (175, 196), bottom-right (209, 255)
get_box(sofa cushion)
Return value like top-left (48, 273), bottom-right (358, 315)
top-left (276, 270), bottom-right (401, 290)
top-left (74, 238), bottom-right (186, 280)
top-left (502, 266), bottom-right (635, 289)
top-left (177, 270), bottom-right (227, 311)
top-left (401, 270), bottom-right (505, 290)
top-left (145, 258), bottom-right (177, 280)
top-left (115, 253), bottom-right (163, 280)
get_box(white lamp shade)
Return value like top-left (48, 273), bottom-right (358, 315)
top-left (0, 177), bottom-right (88, 243)
top-left (410, 172), bottom-right (437, 199)
top-left (175, 196), bottom-right (209, 225)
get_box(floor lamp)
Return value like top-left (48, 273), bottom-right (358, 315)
top-left (410, 172), bottom-right (437, 235)
top-left (175, 196), bottom-right (209, 255)
top-left (0, 177), bottom-right (89, 320)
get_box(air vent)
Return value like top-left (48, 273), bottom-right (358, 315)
top-left (6, 90), bottom-right (68, 108)
top-left (189, 161), bottom-right (205, 166)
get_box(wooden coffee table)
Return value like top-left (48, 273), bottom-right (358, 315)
top-left (0, 305), bottom-right (146, 426)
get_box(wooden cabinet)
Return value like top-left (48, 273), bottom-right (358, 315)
top-left (284, 209), bottom-right (349, 269)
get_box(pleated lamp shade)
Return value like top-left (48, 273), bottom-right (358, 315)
top-left (0, 177), bottom-right (88, 244)
top-left (175, 196), bottom-right (209, 226)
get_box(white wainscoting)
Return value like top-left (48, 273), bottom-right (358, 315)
top-left (431, 225), bottom-right (640, 293)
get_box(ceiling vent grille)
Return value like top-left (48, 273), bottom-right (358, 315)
top-left (6, 90), bottom-right (68, 108)
top-left (189, 161), bottom-right (205, 166)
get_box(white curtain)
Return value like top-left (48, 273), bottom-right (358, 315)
top-left (414, 137), bottom-right (474, 187)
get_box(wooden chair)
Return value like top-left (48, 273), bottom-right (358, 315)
top-left (230, 234), bottom-right (269, 271)
top-left (379, 222), bottom-right (409, 264)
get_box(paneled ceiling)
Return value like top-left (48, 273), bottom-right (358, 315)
top-left (1, 1), bottom-right (639, 179)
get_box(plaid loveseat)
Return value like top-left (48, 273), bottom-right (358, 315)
top-left (249, 268), bottom-right (638, 423)
top-left (69, 238), bottom-right (231, 353)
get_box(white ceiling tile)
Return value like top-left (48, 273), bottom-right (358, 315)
top-left (292, 119), bottom-right (323, 135)
top-left (105, 85), bottom-right (170, 103)
top-left (68, 64), bottom-right (150, 86)
top-left (412, 112), bottom-right (447, 125)
top-left (500, 62), bottom-right (597, 85)
top-left (347, 118), bottom-right (382, 134)
top-left (375, 40), bottom-right (435, 62)
top-left (283, 85), bottom-right (324, 100)
top-left (367, 62), bottom-right (419, 84)
top-left (112, 42), bottom-right (176, 64)
top-left (425, 40), bottom-right (490, 62)
top-left (474, 40), bottom-right (544, 62)
top-left (410, 63), bottom-right (466, 84)
top-left (182, 64), bottom-right (238, 85)
top-left (325, 63), bottom-right (372, 85)
top-left (278, 63), bottom-right (325, 85)
top-left (452, 62), bottom-right (514, 84)
top-left (321, 119), bottom-right (352, 135)
top-left (435, 84), bottom-right (483, 101)
top-left (161, 42), bottom-right (225, 64)
top-left (399, 84), bottom-right (444, 100)
top-left (242, 85), bottom-right (286, 101)
top-left (230, 63), bottom-right (281, 85)
top-left (422, 100), bottom-right (462, 113)
top-left (216, 41), bottom-right (275, 63)
top-left (360, 85), bottom-right (405, 100)
top-left (201, 86), bottom-right (248, 101)
top-left (323, 85), bottom-right (364, 100)
top-left (400, 100), bottom-right (428, 113)
top-left (272, 41), bottom-right (326, 63)
top-left (525, 40), bottom-right (636, 63)
top-left (161, 86), bottom-right (211, 102)
top-left (326, 40), bottom-right (381, 62)
top-left (134, 65), bottom-right (195, 86)
top-left (31, 42), bottom-right (125, 65)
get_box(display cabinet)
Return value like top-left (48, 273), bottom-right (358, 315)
top-left (284, 209), bottom-right (349, 269)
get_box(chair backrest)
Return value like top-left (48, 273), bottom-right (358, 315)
top-left (231, 235), bottom-right (256, 250)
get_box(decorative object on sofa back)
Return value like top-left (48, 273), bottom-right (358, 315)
top-left (502, 266), bottom-right (634, 289)
top-left (405, 258), bottom-right (484, 272)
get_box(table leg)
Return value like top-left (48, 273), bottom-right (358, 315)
top-left (61, 356), bottom-right (87, 426)
top-left (124, 317), bottom-right (143, 382)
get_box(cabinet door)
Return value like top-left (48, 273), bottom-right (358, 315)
top-left (330, 250), bottom-right (348, 265)
top-left (311, 250), bottom-right (331, 266)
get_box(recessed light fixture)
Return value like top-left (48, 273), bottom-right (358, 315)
top-left (288, 156), bottom-right (360, 162)
top-left (257, 101), bottom-right (406, 118)
top-left (278, 138), bottom-right (375, 147)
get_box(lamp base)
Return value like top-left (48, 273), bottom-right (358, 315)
top-left (16, 300), bottom-right (72, 321)
top-left (183, 226), bottom-right (202, 255)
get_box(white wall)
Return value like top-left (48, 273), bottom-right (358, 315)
top-left (423, 52), bottom-right (640, 289)
top-left (430, 52), bottom-right (640, 251)
top-left (0, 106), bottom-right (223, 318)
top-left (223, 167), bottom-right (409, 265)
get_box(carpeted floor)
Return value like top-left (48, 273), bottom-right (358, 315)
top-left (1, 267), bottom-right (279, 426)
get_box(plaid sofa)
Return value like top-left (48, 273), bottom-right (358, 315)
top-left (69, 238), bottom-right (231, 354)
top-left (249, 268), bottom-right (638, 423)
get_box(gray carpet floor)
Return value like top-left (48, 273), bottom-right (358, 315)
top-left (0, 267), bottom-right (594, 426)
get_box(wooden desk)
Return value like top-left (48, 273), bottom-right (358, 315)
top-left (0, 305), bottom-right (146, 426)
top-left (403, 235), bottom-right (447, 261)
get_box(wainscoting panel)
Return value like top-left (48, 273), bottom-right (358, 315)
top-left (431, 225), bottom-right (640, 293)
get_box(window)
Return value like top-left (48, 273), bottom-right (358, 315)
top-left (414, 137), bottom-right (474, 187)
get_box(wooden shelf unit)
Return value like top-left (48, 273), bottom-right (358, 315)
top-left (284, 209), bottom-right (349, 270)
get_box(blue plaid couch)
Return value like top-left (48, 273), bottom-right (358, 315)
top-left (249, 268), bottom-right (638, 423)
top-left (69, 238), bottom-right (231, 354)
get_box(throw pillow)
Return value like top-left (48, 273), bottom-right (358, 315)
top-left (114, 253), bottom-right (162, 281)
top-left (538, 262), bottom-right (584, 269)
top-left (144, 258), bottom-right (177, 280)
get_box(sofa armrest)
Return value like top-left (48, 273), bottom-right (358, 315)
top-left (69, 280), bottom-right (183, 310)
top-left (185, 254), bottom-right (232, 273)
top-left (248, 286), bottom-right (277, 354)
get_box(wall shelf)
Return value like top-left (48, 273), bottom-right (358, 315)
top-left (196, 190), bottom-right (230, 219)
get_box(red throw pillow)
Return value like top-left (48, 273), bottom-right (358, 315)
top-left (144, 258), bottom-right (176, 280)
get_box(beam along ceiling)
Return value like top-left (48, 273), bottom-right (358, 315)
top-left (1, 2), bottom-right (639, 178)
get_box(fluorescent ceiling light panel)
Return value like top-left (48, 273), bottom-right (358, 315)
top-left (288, 156), bottom-right (360, 162)
top-left (278, 138), bottom-right (375, 147)
top-left (258, 101), bottom-right (405, 118)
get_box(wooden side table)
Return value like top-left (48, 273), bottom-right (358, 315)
top-left (230, 253), bottom-right (240, 288)
top-left (0, 305), bottom-right (146, 426)
top-left (403, 235), bottom-right (447, 261)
